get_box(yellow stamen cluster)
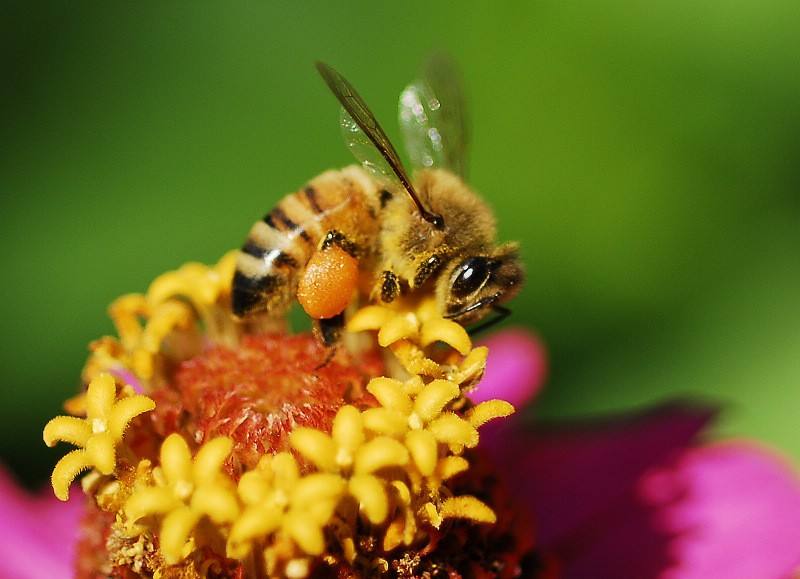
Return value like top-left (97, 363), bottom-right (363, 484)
top-left (228, 452), bottom-right (343, 560)
top-left (115, 372), bottom-right (511, 573)
top-left (290, 405), bottom-right (408, 524)
top-left (125, 434), bottom-right (239, 565)
top-left (83, 251), bottom-right (238, 387)
top-left (44, 373), bottom-right (155, 501)
top-left (348, 297), bottom-right (472, 378)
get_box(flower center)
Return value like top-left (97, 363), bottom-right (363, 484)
top-left (174, 479), bottom-right (194, 500)
top-left (151, 334), bottom-right (385, 471)
top-left (335, 447), bottom-right (353, 469)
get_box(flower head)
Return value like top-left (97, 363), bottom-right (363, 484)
top-left (40, 253), bottom-right (538, 577)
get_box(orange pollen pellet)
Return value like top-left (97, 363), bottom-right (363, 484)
top-left (297, 245), bottom-right (359, 319)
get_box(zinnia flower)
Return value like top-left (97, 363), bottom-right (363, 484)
top-left (27, 253), bottom-right (800, 578)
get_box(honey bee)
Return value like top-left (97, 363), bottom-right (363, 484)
top-left (232, 57), bottom-right (523, 344)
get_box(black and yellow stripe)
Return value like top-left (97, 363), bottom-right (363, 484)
top-left (232, 167), bottom-right (380, 318)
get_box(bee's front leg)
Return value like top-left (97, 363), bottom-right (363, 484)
top-left (411, 252), bottom-right (447, 289)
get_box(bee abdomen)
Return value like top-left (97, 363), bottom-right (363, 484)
top-left (233, 209), bottom-right (314, 317)
top-left (240, 240), bottom-right (299, 269)
top-left (231, 270), bottom-right (283, 316)
top-left (232, 166), bottom-right (380, 319)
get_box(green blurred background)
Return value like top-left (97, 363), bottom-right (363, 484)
top-left (2, 1), bottom-right (798, 486)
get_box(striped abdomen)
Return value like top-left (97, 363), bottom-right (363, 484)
top-left (232, 166), bottom-right (381, 318)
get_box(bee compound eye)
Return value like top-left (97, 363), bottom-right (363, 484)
top-left (452, 257), bottom-right (491, 297)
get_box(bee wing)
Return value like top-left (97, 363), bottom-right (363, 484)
top-left (317, 61), bottom-right (444, 227)
top-left (339, 108), bottom-right (401, 186)
top-left (317, 62), bottom-right (413, 190)
top-left (399, 54), bottom-right (469, 177)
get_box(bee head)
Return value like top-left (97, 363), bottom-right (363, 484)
top-left (439, 243), bottom-right (524, 325)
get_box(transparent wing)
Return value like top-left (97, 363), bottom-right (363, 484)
top-left (317, 62), bottom-right (414, 193)
top-left (317, 61), bottom-right (443, 227)
top-left (339, 108), bottom-right (398, 185)
top-left (399, 54), bottom-right (469, 177)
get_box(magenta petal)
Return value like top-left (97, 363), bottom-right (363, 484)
top-left (481, 404), bottom-right (714, 558)
top-left (110, 366), bottom-right (145, 393)
top-left (0, 468), bottom-right (81, 579)
top-left (640, 443), bottom-right (800, 579)
top-left (497, 403), bottom-right (714, 547)
top-left (472, 328), bottom-right (547, 407)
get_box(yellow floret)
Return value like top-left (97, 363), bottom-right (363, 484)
top-left (147, 251), bottom-right (237, 309)
top-left (347, 297), bottom-right (472, 377)
top-left (124, 434), bottom-right (239, 565)
top-left (289, 405), bottom-right (408, 526)
top-left (85, 251), bottom-right (240, 387)
top-left (227, 453), bottom-right (346, 564)
top-left (43, 373), bottom-right (155, 501)
top-left (363, 376), bottom-right (478, 475)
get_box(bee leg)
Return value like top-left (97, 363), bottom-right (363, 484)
top-left (320, 229), bottom-right (359, 257)
top-left (298, 231), bottom-right (360, 321)
top-left (314, 345), bottom-right (337, 370)
top-left (380, 270), bottom-right (400, 303)
top-left (412, 253), bottom-right (446, 288)
top-left (314, 312), bottom-right (346, 347)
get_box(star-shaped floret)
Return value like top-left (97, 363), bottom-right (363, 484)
top-left (361, 376), bottom-right (481, 475)
top-left (147, 251), bottom-right (236, 307)
top-left (364, 376), bottom-right (516, 474)
top-left (124, 434), bottom-right (239, 565)
top-left (290, 405), bottom-right (409, 526)
top-left (227, 452), bottom-right (345, 559)
top-left (95, 251), bottom-right (239, 384)
top-left (43, 373), bottom-right (155, 501)
top-left (347, 298), bottom-right (472, 376)
top-left (108, 296), bottom-right (195, 381)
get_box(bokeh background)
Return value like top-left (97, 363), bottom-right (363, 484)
top-left (2, 1), bottom-right (798, 486)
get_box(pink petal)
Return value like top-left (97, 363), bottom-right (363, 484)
top-left (0, 468), bottom-right (81, 579)
top-left (472, 328), bottom-right (548, 407)
top-left (640, 442), bottom-right (800, 579)
top-left (480, 402), bottom-right (715, 579)
top-left (110, 366), bottom-right (145, 393)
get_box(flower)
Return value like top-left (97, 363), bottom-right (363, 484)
top-left (43, 373), bottom-right (155, 500)
top-left (227, 452), bottom-right (344, 560)
top-left (30, 253), bottom-right (800, 578)
top-left (42, 254), bottom-right (536, 577)
top-left (124, 434), bottom-right (240, 565)
top-left (347, 297), bottom-right (472, 376)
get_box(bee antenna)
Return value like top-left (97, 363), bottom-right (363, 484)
top-left (315, 61), bottom-right (445, 230)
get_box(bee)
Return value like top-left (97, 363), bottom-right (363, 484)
top-left (232, 57), bottom-right (523, 344)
